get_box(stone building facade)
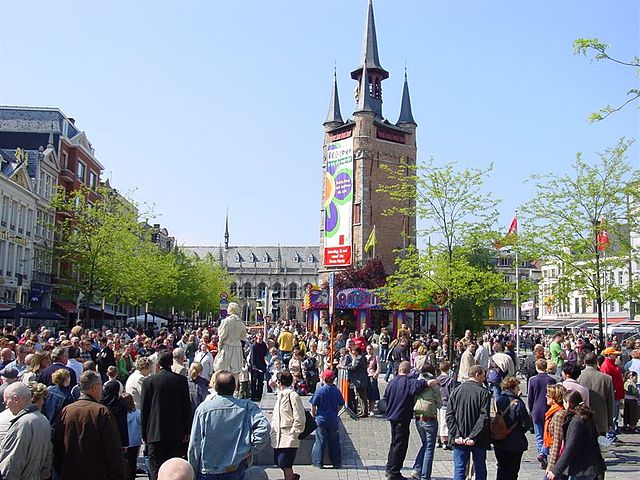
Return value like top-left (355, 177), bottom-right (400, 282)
top-left (182, 243), bottom-right (319, 324)
top-left (319, 0), bottom-right (417, 281)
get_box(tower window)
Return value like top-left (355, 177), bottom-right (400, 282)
top-left (353, 203), bottom-right (361, 224)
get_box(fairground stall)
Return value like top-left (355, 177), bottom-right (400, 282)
top-left (303, 286), bottom-right (448, 337)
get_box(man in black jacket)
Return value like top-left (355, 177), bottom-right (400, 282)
top-left (339, 345), bottom-right (369, 418)
top-left (446, 365), bottom-right (492, 480)
top-left (383, 361), bottom-right (429, 480)
top-left (141, 350), bottom-right (192, 480)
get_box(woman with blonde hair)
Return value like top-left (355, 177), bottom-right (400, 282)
top-left (188, 362), bottom-right (209, 413)
top-left (21, 351), bottom-right (50, 384)
top-left (543, 384), bottom-right (566, 470)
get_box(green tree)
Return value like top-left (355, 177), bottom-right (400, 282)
top-left (521, 139), bottom-right (639, 347)
top-left (52, 185), bottom-right (179, 321)
top-left (378, 159), bottom-right (503, 356)
top-left (573, 38), bottom-right (640, 122)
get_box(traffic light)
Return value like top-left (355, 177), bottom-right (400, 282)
top-left (271, 290), bottom-right (281, 319)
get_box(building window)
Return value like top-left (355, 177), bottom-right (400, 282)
top-left (242, 282), bottom-right (252, 299)
top-left (288, 305), bottom-right (297, 320)
top-left (353, 203), bottom-right (361, 224)
top-left (257, 283), bottom-right (267, 299)
top-left (62, 151), bottom-right (68, 169)
top-left (229, 283), bottom-right (237, 297)
top-left (618, 271), bottom-right (624, 285)
top-left (288, 283), bottom-right (298, 299)
top-left (10, 200), bottom-right (17, 230)
top-left (89, 171), bottom-right (98, 190)
top-left (76, 161), bottom-right (86, 181)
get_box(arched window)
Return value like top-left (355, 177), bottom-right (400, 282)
top-left (229, 283), bottom-right (237, 297)
top-left (242, 282), bottom-right (252, 299)
top-left (271, 282), bottom-right (282, 296)
top-left (288, 283), bottom-right (298, 300)
top-left (257, 282), bottom-right (267, 299)
top-left (288, 305), bottom-right (297, 320)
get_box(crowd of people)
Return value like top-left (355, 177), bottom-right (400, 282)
top-left (0, 306), bottom-right (639, 480)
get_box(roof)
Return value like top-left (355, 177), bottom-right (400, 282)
top-left (350, 0), bottom-right (389, 80)
top-left (181, 245), bottom-right (320, 273)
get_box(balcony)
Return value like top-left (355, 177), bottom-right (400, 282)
top-left (59, 168), bottom-right (75, 182)
top-left (31, 271), bottom-right (53, 284)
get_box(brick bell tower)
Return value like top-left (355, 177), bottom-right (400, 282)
top-left (319, 0), bottom-right (417, 282)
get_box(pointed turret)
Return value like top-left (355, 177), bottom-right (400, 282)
top-left (324, 69), bottom-right (344, 130)
top-left (351, 0), bottom-right (387, 119)
top-left (355, 62), bottom-right (375, 115)
top-left (351, 0), bottom-right (389, 81)
top-left (224, 209), bottom-right (229, 250)
top-left (397, 70), bottom-right (417, 126)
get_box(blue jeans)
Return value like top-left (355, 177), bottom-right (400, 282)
top-left (196, 460), bottom-right (247, 480)
top-left (607, 399), bottom-right (621, 440)
top-left (453, 445), bottom-right (487, 480)
top-left (384, 361), bottom-right (397, 382)
top-left (413, 419), bottom-right (438, 480)
top-left (533, 420), bottom-right (547, 457)
top-left (489, 382), bottom-right (501, 399)
top-left (312, 423), bottom-right (341, 467)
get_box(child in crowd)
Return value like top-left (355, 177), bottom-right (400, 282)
top-left (623, 371), bottom-right (639, 432)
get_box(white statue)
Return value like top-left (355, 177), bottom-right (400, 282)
top-left (213, 302), bottom-right (247, 375)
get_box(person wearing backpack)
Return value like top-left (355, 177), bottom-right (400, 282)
top-left (492, 376), bottom-right (531, 480)
top-left (489, 344), bottom-right (515, 398)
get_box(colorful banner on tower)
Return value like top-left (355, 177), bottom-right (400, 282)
top-left (323, 138), bottom-right (353, 267)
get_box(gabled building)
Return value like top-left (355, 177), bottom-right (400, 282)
top-left (181, 216), bottom-right (319, 323)
top-left (0, 106), bottom-right (104, 312)
top-left (0, 148), bottom-right (37, 305)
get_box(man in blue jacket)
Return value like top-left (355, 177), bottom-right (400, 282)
top-left (310, 369), bottom-right (345, 468)
top-left (188, 370), bottom-right (270, 479)
top-left (384, 361), bottom-right (431, 480)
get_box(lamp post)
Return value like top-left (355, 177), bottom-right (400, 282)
top-left (144, 302), bottom-right (149, 331)
top-left (100, 297), bottom-right (105, 330)
top-left (14, 274), bottom-right (23, 328)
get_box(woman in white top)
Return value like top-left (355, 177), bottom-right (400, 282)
top-left (193, 343), bottom-right (214, 381)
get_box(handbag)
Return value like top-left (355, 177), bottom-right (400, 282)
top-left (298, 410), bottom-right (317, 440)
top-left (285, 391), bottom-right (317, 439)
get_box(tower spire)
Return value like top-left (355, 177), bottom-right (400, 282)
top-left (351, 0), bottom-right (387, 119)
top-left (397, 69), bottom-right (416, 126)
top-left (224, 208), bottom-right (229, 250)
top-left (324, 68), bottom-right (344, 129)
top-left (351, 0), bottom-right (388, 81)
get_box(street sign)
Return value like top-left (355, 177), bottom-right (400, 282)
top-left (521, 300), bottom-right (534, 312)
top-left (220, 292), bottom-right (228, 300)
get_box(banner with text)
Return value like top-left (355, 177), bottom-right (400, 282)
top-left (323, 138), bottom-right (353, 267)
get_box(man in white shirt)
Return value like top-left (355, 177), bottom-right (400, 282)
top-left (474, 338), bottom-right (489, 370)
top-left (66, 347), bottom-right (84, 381)
top-left (491, 343), bottom-right (515, 377)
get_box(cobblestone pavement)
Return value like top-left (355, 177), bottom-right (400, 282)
top-left (261, 414), bottom-right (639, 480)
top-left (137, 376), bottom-right (640, 479)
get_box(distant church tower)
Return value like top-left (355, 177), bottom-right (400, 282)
top-left (319, 0), bottom-right (417, 280)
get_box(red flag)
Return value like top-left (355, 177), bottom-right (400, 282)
top-left (597, 217), bottom-right (610, 251)
top-left (507, 216), bottom-right (518, 237)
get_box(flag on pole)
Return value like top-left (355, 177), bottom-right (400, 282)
top-left (597, 216), bottom-right (610, 251)
top-left (507, 216), bottom-right (518, 237)
top-left (364, 225), bottom-right (377, 255)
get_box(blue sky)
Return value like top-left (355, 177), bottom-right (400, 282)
top-left (1, 0), bottom-right (638, 247)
